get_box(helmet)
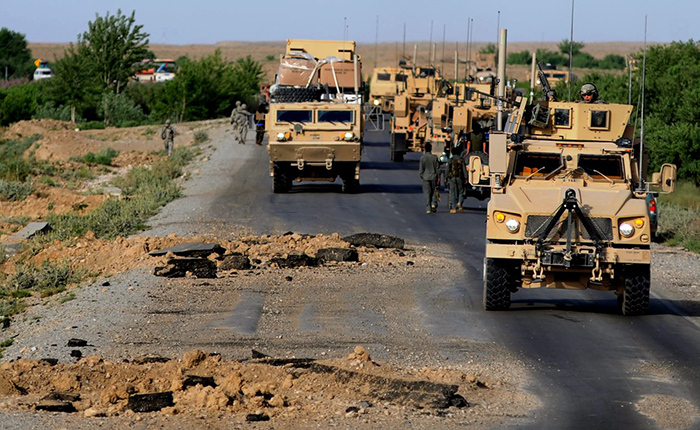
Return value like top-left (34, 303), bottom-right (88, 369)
top-left (165, 118), bottom-right (171, 125)
top-left (235, 101), bottom-right (241, 106)
top-left (241, 104), bottom-right (247, 110)
top-left (580, 83), bottom-right (598, 100)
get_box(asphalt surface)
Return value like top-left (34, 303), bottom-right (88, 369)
top-left (150, 122), bottom-right (700, 429)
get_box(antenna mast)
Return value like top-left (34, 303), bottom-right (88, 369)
top-left (374, 15), bottom-right (379, 71)
top-left (638, 15), bottom-right (648, 190)
top-left (568, 0), bottom-right (574, 101)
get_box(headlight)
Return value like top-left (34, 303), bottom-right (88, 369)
top-left (373, 99), bottom-right (380, 106)
top-left (344, 132), bottom-right (354, 141)
top-left (276, 132), bottom-right (285, 141)
top-left (619, 222), bottom-right (634, 237)
top-left (505, 218), bottom-right (520, 233)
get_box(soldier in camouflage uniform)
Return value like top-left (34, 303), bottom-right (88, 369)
top-left (231, 101), bottom-right (243, 142)
top-left (161, 118), bottom-right (176, 156)
top-left (236, 104), bottom-right (253, 144)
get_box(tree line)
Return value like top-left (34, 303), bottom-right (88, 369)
top-left (506, 40), bottom-right (627, 70)
top-left (0, 10), bottom-right (263, 128)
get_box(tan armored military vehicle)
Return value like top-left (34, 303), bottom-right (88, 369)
top-left (267, 39), bottom-right (363, 193)
top-left (468, 95), bottom-right (677, 316)
top-left (390, 65), bottom-right (449, 161)
top-left (369, 67), bottom-right (405, 113)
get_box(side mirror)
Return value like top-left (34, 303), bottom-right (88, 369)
top-left (293, 123), bottom-right (303, 134)
top-left (650, 163), bottom-right (676, 193)
top-left (468, 155), bottom-right (490, 186)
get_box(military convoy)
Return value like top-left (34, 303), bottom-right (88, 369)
top-left (467, 30), bottom-right (677, 315)
top-left (266, 39), bottom-right (363, 193)
top-left (368, 67), bottom-right (405, 113)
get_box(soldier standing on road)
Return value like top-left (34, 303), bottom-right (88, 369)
top-left (236, 103), bottom-right (253, 144)
top-left (419, 142), bottom-right (439, 214)
top-left (231, 101), bottom-right (244, 142)
top-left (255, 101), bottom-right (269, 146)
top-left (447, 151), bottom-right (465, 214)
top-left (161, 118), bottom-right (176, 156)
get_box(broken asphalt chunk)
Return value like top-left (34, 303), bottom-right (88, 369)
top-left (182, 375), bottom-right (217, 390)
top-left (219, 254), bottom-right (251, 271)
top-left (66, 338), bottom-right (88, 347)
top-left (154, 257), bottom-right (217, 278)
top-left (246, 413), bottom-right (270, 422)
top-left (342, 233), bottom-right (405, 250)
top-left (7, 222), bottom-right (51, 241)
top-left (35, 399), bottom-right (77, 413)
top-left (149, 242), bottom-right (225, 258)
top-left (316, 248), bottom-right (359, 263)
top-left (127, 392), bottom-right (174, 413)
top-left (270, 252), bottom-right (318, 268)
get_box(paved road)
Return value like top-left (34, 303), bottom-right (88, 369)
top-left (151, 123), bottom-right (700, 429)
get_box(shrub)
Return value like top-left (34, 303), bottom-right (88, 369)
top-left (78, 121), bottom-right (105, 130)
top-left (194, 130), bottom-right (209, 144)
top-left (5, 260), bottom-right (82, 297)
top-left (0, 179), bottom-right (35, 201)
top-left (72, 147), bottom-right (119, 166)
top-left (34, 102), bottom-right (75, 122)
top-left (99, 92), bottom-right (146, 127)
top-left (657, 201), bottom-right (700, 252)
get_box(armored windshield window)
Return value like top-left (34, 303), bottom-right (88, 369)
top-left (377, 73), bottom-right (391, 81)
top-left (553, 73), bottom-right (566, 79)
top-left (578, 155), bottom-right (623, 180)
top-left (514, 152), bottom-right (563, 178)
top-left (276, 110), bottom-right (312, 123)
top-left (395, 74), bottom-right (407, 82)
top-left (318, 110), bottom-right (353, 123)
top-left (420, 68), bottom-right (436, 77)
top-left (590, 110), bottom-right (609, 129)
top-left (554, 109), bottom-right (571, 127)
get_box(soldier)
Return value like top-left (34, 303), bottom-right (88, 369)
top-left (231, 101), bottom-right (242, 142)
top-left (447, 151), bottom-right (465, 214)
top-left (236, 104), bottom-right (253, 144)
top-left (255, 101), bottom-right (269, 146)
top-left (419, 142), bottom-right (439, 214)
top-left (161, 118), bottom-right (176, 156)
top-left (580, 83), bottom-right (602, 103)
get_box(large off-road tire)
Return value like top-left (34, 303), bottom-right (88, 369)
top-left (272, 164), bottom-right (292, 193)
top-left (483, 258), bottom-right (517, 311)
top-left (341, 174), bottom-right (360, 194)
top-left (390, 132), bottom-right (405, 162)
top-left (271, 87), bottom-right (321, 103)
top-left (621, 265), bottom-right (651, 316)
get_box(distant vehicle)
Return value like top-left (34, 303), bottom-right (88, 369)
top-left (33, 67), bottom-right (54, 80)
top-left (135, 59), bottom-right (177, 83)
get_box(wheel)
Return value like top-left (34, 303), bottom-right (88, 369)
top-left (621, 265), bottom-right (651, 316)
top-left (483, 258), bottom-right (517, 310)
top-left (342, 174), bottom-right (360, 194)
top-left (272, 164), bottom-right (291, 193)
top-left (390, 133), bottom-right (404, 162)
top-left (270, 87), bottom-right (321, 103)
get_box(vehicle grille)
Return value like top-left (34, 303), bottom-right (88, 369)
top-left (526, 215), bottom-right (613, 241)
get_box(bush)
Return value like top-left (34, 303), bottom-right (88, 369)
top-left (6, 260), bottom-right (81, 297)
top-left (508, 50), bottom-right (532, 65)
top-left (72, 147), bottom-right (119, 166)
top-left (194, 130), bottom-right (209, 144)
top-left (34, 102), bottom-right (74, 121)
top-left (657, 201), bottom-right (700, 252)
top-left (0, 83), bottom-right (39, 126)
top-left (99, 91), bottom-right (146, 127)
top-left (0, 179), bottom-right (35, 201)
top-left (78, 121), bottom-right (105, 130)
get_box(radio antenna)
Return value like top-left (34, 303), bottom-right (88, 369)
top-left (638, 15), bottom-right (648, 191)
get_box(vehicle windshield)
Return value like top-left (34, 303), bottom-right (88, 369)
top-left (318, 110), bottom-right (353, 123)
top-left (276, 110), bottom-right (312, 123)
top-left (395, 74), bottom-right (407, 82)
top-left (377, 73), bottom-right (391, 81)
top-left (577, 155), bottom-right (624, 181)
top-left (514, 152), bottom-right (564, 178)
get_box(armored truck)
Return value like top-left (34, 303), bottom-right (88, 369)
top-left (267, 39), bottom-right (363, 193)
top-left (469, 95), bottom-right (677, 315)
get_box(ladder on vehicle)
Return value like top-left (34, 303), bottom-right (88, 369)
top-left (364, 104), bottom-right (385, 132)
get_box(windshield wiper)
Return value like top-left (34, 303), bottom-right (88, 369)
top-left (591, 168), bottom-right (615, 184)
top-left (525, 166), bottom-right (546, 181)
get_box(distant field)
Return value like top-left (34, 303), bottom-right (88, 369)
top-left (29, 40), bottom-right (654, 83)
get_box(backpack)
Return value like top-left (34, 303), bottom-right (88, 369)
top-left (449, 156), bottom-right (463, 179)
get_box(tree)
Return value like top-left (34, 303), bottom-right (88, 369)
top-left (558, 39), bottom-right (585, 56)
top-left (43, 42), bottom-right (101, 122)
top-left (479, 43), bottom-right (496, 54)
top-left (0, 28), bottom-right (33, 79)
top-left (80, 10), bottom-right (149, 93)
top-left (232, 55), bottom-right (264, 101)
top-left (507, 50), bottom-right (532, 65)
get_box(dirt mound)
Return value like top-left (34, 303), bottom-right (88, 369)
top-left (0, 347), bottom-right (484, 419)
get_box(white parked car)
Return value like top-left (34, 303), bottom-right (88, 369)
top-left (33, 67), bottom-right (54, 80)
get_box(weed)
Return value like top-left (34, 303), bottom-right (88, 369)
top-left (47, 201), bottom-right (55, 211)
top-left (0, 338), bottom-right (12, 348)
top-left (59, 292), bottom-right (76, 304)
top-left (142, 127), bottom-right (157, 138)
top-left (71, 147), bottom-right (119, 166)
top-left (657, 201), bottom-right (700, 253)
top-left (194, 130), bottom-right (209, 144)
top-left (39, 176), bottom-right (55, 186)
top-left (5, 261), bottom-right (83, 298)
top-left (0, 215), bottom-right (29, 225)
top-left (659, 181), bottom-right (700, 210)
top-left (0, 179), bottom-right (35, 201)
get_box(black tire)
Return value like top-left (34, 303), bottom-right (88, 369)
top-left (272, 164), bottom-right (291, 193)
top-left (621, 265), bottom-right (651, 316)
top-left (390, 133), bottom-right (404, 162)
top-left (271, 87), bottom-right (321, 103)
top-left (483, 258), bottom-right (517, 311)
top-left (342, 174), bottom-right (360, 194)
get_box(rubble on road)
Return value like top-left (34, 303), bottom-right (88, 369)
top-left (342, 233), bottom-right (405, 250)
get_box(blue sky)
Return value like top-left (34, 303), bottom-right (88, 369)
top-left (2, 0), bottom-right (698, 44)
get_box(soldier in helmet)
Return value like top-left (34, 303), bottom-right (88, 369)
top-left (236, 103), bottom-right (253, 144)
top-left (231, 101), bottom-right (242, 142)
top-left (161, 118), bottom-right (176, 156)
top-left (580, 83), bottom-right (605, 104)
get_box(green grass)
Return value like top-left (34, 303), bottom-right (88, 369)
top-left (0, 179), bottom-right (35, 201)
top-left (658, 181), bottom-right (700, 210)
top-left (0, 338), bottom-right (13, 360)
top-left (58, 292), bottom-right (76, 304)
top-left (194, 130), bottom-right (209, 144)
top-left (0, 135), bottom-right (42, 182)
top-left (70, 147), bottom-right (120, 166)
top-left (656, 181), bottom-right (700, 252)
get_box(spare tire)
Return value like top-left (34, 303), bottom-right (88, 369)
top-left (271, 87), bottom-right (321, 103)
